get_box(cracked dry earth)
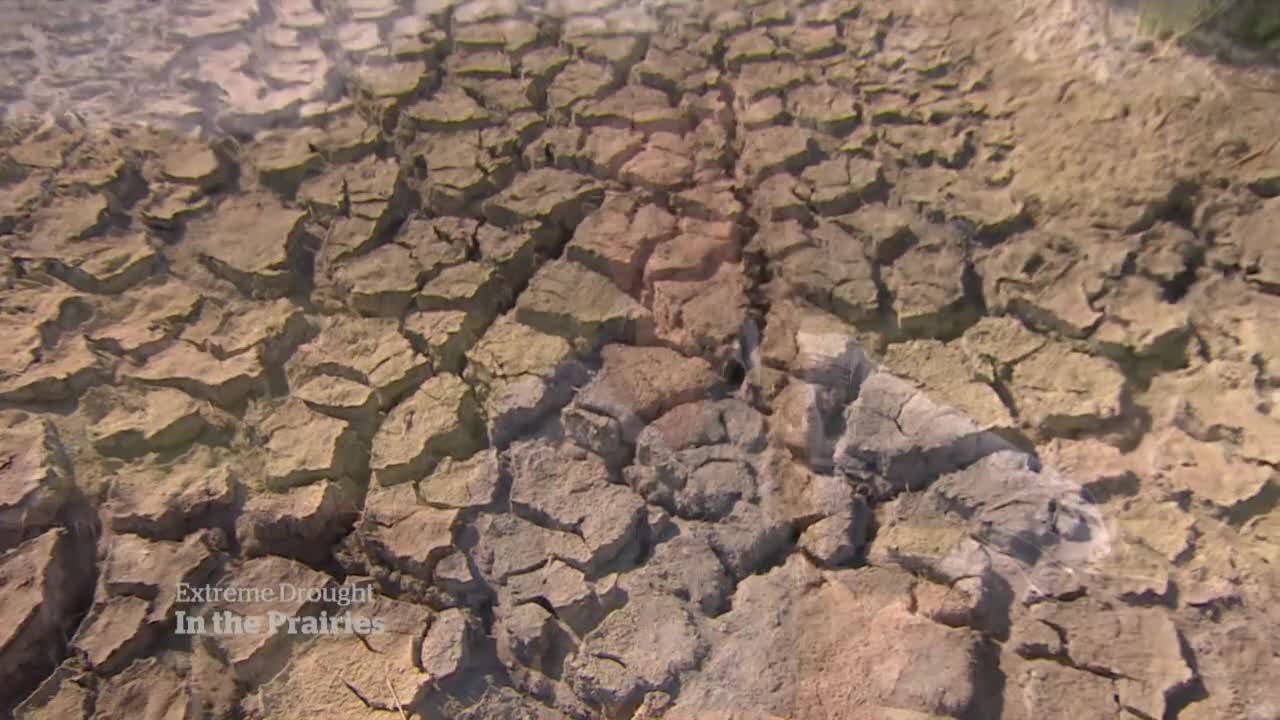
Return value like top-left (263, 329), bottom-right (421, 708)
top-left (3, 0), bottom-right (1280, 718)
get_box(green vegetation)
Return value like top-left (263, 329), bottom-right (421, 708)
top-left (1137, 0), bottom-right (1280, 49)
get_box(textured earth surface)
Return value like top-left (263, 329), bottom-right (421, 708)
top-left (2, 0), bottom-right (1280, 718)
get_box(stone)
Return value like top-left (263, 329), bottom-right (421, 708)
top-left (737, 126), bottom-right (818, 184)
top-left (0, 414), bottom-right (77, 552)
top-left (566, 595), bottom-right (706, 714)
top-left (286, 315), bottom-right (430, 410)
top-left (643, 219), bottom-right (740, 290)
top-left (420, 450), bottom-right (501, 510)
top-left (880, 340), bottom-right (1014, 431)
top-left (330, 243), bottom-right (421, 317)
top-left (402, 310), bottom-right (483, 375)
top-left (673, 557), bottom-right (982, 719)
top-left (104, 448), bottom-right (237, 540)
top-left (1092, 276), bottom-right (1191, 362)
top-left (100, 531), bottom-right (221, 625)
top-left (1011, 344), bottom-right (1127, 436)
top-left (1147, 427), bottom-right (1273, 509)
top-left (403, 85), bottom-right (492, 131)
top-left (779, 231), bottom-right (879, 326)
top-left (185, 193), bottom-right (309, 298)
top-left (619, 143), bottom-right (695, 189)
top-left (465, 314), bottom-right (584, 446)
top-left (179, 298), bottom-right (310, 364)
top-left (569, 344), bottom-right (718, 445)
top-left (471, 512), bottom-right (594, 584)
top-left (801, 156), bottom-right (882, 215)
top-left (726, 29), bottom-right (779, 68)
top-left (16, 231), bottom-right (161, 295)
top-left (978, 231), bottom-right (1103, 338)
top-left (579, 85), bottom-right (686, 134)
top-left (248, 596), bottom-right (430, 720)
top-left (566, 196), bottom-right (678, 296)
top-left (416, 261), bottom-right (510, 317)
top-left (620, 532), bottom-right (732, 616)
top-left (87, 387), bottom-right (214, 458)
top-left (124, 341), bottom-right (266, 409)
top-left (421, 608), bottom-right (473, 681)
top-left (209, 555), bottom-right (336, 682)
top-left (236, 480), bottom-right (359, 564)
top-left (370, 374), bottom-right (483, 486)
top-left (799, 502), bottom-right (870, 568)
top-left (253, 398), bottom-right (365, 490)
top-left (546, 62), bottom-right (618, 116)
top-left (362, 487), bottom-right (459, 580)
top-left (884, 231), bottom-right (976, 338)
top-left (91, 658), bottom-right (192, 720)
top-left (788, 83), bottom-right (861, 136)
top-left (1036, 602), bottom-right (1195, 719)
top-left (484, 168), bottom-right (605, 231)
top-left (834, 371), bottom-right (1012, 498)
top-left (650, 265), bottom-right (750, 366)
top-left (958, 315), bottom-right (1046, 380)
top-left (508, 441), bottom-right (645, 573)
top-left (516, 260), bottom-right (655, 349)
top-left (0, 530), bottom-right (94, 710)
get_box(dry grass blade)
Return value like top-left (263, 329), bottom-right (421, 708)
top-left (386, 674), bottom-right (410, 720)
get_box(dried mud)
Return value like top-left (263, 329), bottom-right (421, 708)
top-left (1, 0), bottom-right (1279, 719)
